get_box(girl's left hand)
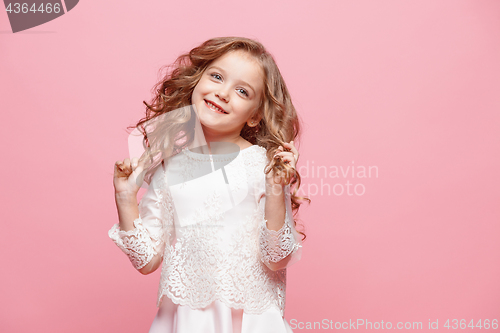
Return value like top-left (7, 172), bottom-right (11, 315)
top-left (267, 141), bottom-right (299, 186)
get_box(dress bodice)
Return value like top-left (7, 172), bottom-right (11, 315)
top-left (109, 145), bottom-right (302, 317)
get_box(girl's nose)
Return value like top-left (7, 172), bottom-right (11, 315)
top-left (215, 90), bottom-right (229, 103)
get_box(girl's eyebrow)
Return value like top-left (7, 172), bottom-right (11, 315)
top-left (207, 65), bottom-right (256, 95)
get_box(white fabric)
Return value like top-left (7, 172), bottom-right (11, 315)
top-left (148, 297), bottom-right (294, 333)
top-left (109, 145), bottom-right (302, 332)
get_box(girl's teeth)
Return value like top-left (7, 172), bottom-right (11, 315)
top-left (208, 101), bottom-right (226, 113)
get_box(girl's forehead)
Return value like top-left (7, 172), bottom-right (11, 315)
top-left (211, 51), bottom-right (262, 72)
top-left (208, 51), bottom-right (265, 86)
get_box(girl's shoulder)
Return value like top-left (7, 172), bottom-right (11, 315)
top-left (239, 145), bottom-right (269, 172)
top-left (241, 144), bottom-right (267, 159)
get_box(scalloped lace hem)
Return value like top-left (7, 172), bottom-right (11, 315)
top-left (157, 290), bottom-right (285, 317)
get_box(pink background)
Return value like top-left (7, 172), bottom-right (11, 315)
top-left (1, 0), bottom-right (499, 332)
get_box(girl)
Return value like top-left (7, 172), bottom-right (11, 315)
top-left (109, 36), bottom-right (310, 333)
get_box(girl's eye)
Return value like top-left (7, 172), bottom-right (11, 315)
top-left (237, 88), bottom-right (248, 96)
top-left (211, 73), bottom-right (222, 80)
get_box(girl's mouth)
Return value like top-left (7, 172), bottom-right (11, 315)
top-left (205, 100), bottom-right (228, 114)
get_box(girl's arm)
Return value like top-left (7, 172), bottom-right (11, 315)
top-left (263, 183), bottom-right (287, 231)
top-left (109, 159), bottom-right (173, 275)
top-left (112, 193), bottom-right (163, 275)
top-left (259, 142), bottom-right (303, 271)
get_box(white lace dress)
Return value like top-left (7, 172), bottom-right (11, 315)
top-left (108, 145), bottom-right (303, 333)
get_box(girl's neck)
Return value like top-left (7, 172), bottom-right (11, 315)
top-left (202, 130), bottom-right (250, 155)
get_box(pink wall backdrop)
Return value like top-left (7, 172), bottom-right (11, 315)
top-left (1, 0), bottom-right (499, 332)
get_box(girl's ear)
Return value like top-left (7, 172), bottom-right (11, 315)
top-left (247, 113), bottom-right (262, 127)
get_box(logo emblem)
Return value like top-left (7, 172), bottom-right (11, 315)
top-left (4, 1), bottom-right (79, 33)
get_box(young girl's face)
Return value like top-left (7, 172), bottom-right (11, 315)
top-left (191, 50), bottom-right (264, 140)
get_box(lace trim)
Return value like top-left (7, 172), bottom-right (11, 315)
top-left (108, 218), bottom-right (157, 270)
top-left (259, 185), bottom-right (301, 265)
top-left (259, 218), bottom-right (301, 265)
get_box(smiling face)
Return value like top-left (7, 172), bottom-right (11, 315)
top-left (191, 50), bottom-right (265, 145)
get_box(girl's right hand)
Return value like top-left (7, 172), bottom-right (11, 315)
top-left (113, 157), bottom-right (146, 196)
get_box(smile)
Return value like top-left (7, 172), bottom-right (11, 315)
top-left (205, 100), bottom-right (228, 114)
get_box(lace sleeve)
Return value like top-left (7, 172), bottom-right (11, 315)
top-left (258, 183), bottom-right (302, 269)
top-left (108, 166), bottom-right (174, 270)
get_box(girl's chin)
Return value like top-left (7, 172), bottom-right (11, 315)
top-left (199, 122), bottom-right (236, 135)
top-left (200, 122), bottom-right (225, 130)
top-left (198, 111), bottom-right (229, 126)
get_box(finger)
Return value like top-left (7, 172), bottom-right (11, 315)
top-left (123, 158), bottom-right (132, 172)
top-left (136, 156), bottom-right (147, 171)
top-left (274, 151), bottom-right (295, 160)
top-left (274, 152), bottom-right (288, 161)
top-left (281, 152), bottom-right (298, 165)
top-left (115, 160), bottom-right (127, 172)
top-left (131, 157), bottom-right (139, 169)
top-left (280, 155), bottom-right (296, 166)
top-left (274, 157), bottom-right (296, 170)
top-left (283, 142), bottom-right (299, 156)
top-left (122, 158), bottom-right (131, 169)
top-left (283, 141), bottom-right (296, 150)
top-left (133, 157), bottom-right (148, 177)
top-left (117, 158), bottom-right (134, 174)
